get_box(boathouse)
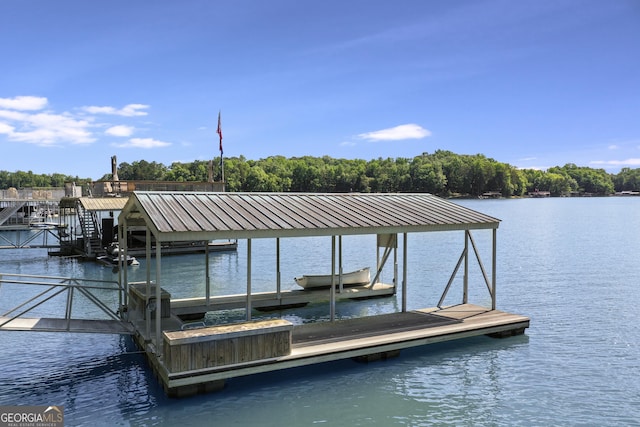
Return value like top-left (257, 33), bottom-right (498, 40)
top-left (117, 192), bottom-right (529, 396)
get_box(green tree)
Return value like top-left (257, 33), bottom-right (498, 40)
top-left (613, 167), bottom-right (640, 191)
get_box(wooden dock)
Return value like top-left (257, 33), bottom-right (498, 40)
top-left (134, 303), bottom-right (528, 397)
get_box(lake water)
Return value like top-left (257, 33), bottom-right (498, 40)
top-left (0, 197), bottom-right (638, 426)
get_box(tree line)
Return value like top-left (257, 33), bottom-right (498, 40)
top-left (3, 150), bottom-right (640, 197)
top-left (0, 170), bottom-right (92, 191)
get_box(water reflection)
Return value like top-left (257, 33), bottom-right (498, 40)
top-left (387, 335), bottom-right (530, 425)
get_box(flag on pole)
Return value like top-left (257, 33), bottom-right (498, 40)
top-left (216, 111), bottom-right (223, 155)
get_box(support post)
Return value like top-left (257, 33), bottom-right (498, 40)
top-left (145, 227), bottom-right (151, 340)
top-left (205, 241), bottom-right (210, 305)
top-left (393, 235), bottom-right (398, 293)
top-left (338, 235), bottom-right (343, 293)
top-left (330, 236), bottom-right (336, 321)
top-left (276, 238), bottom-right (281, 300)
top-left (492, 228), bottom-right (497, 310)
top-left (121, 221), bottom-right (128, 307)
top-left (118, 220), bottom-right (125, 312)
top-left (246, 239), bottom-right (252, 321)
top-left (155, 237), bottom-right (162, 352)
top-left (402, 233), bottom-right (407, 312)
top-left (463, 230), bottom-right (469, 304)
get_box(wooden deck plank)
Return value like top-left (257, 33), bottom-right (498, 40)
top-left (292, 311), bottom-right (460, 346)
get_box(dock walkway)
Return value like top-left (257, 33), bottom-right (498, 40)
top-left (0, 317), bottom-right (134, 334)
top-left (156, 304), bottom-right (529, 395)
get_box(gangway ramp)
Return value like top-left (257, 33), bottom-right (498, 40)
top-left (0, 273), bottom-right (131, 335)
top-left (0, 316), bottom-right (133, 334)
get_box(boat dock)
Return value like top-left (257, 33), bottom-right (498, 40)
top-left (116, 192), bottom-right (529, 396)
top-left (0, 192), bottom-right (530, 397)
top-left (0, 173), bottom-right (233, 258)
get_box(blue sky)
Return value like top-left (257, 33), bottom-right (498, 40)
top-left (1, 0), bottom-right (639, 179)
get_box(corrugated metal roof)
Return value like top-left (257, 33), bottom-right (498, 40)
top-left (79, 197), bottom-right (129, 211)
top-left (120, 192), bottom-right (500, 242)
top-left (58, 197), bottom-right (129, 211)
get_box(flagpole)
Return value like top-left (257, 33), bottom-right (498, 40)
top-left (217, 110), bottom-right (224, 184)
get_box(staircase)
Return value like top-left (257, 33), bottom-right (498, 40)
top-left (0, 202), bottom-right (26, 226)
top-left (75, 200), bottom-right (103, 257)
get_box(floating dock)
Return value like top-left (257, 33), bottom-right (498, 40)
top-left (114, 192), bottom-right (530, 397)
top-left (130, 302), bottom-right (528, 397)
top-left (0, 192), bottom-right (530, 397)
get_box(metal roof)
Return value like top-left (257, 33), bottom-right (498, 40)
top-left (79, 197), bottom-right (129, 211)
top-left (119, 192), bottom-right (500, 242)
top-left (59, 197), bottom-right (129, 211)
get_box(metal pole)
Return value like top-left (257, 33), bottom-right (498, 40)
top-left (338, 235), bottom-right (343, 293)
top-left (65, 287), bottom-right (74, 331)
top-left (205, 240), bottom-right (210, 305)
top-left (463, 230), bottom-right (469, 304)
top-left (492, 228), bottom-right (497, 310)
top-left (402, 233), bottom-right (407, 312)
top-left (330, 236), bottom-right (336, 321)
top-left (117, 221), bottom-right (124, 314)
top-left (438, 248), bottom-right (466, 308)
top-left (155, 237), bottom-right (162, 352)
top-left (145, 227), bottom-right (151, 340)
top-left (276, 238), bottom-right (281, 300)
top-left (121, 219), bottom-right (128, 308)
top-left (393, 234), bottom-right (398, 293)
top-left (221, 156), bottom-right (224, 184)
top-left (246, 239), bottom-right (252, 321)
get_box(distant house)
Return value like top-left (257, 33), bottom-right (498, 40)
top-left (481, 191), bottom-right (502, 199)
top-left (528, 190), bottom-right (551, 198)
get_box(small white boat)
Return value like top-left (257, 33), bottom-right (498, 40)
top-left (294, 267), bottom-right (370, 289)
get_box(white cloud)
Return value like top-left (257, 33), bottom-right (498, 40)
top-left (113, 137), bottom-right (171, 148)
top-left (358, 124), bottom-right (432, 141)
top-left (608, 144), bottom-right (619, 150)
top-left (0, 110), bottom-right (94, 145)
top-left (0, 96), bottom-right (162, 148)
top-left (106, 125), bottom-right (134, 137)
top-left (82, 103), bottom-right (149, 117)
top-left (0, 122), bottom-right (15, 134)
top-left (0, 96), bottom-right (48, 111)
top-left (0, 109), bottom-right (29, 121)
